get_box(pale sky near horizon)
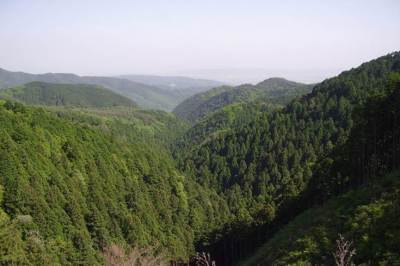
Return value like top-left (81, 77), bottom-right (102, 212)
top-left (1, 0), bottom-right (399, 84)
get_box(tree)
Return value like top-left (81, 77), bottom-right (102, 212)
top-left (192, 252), bottom-right (216, 266)
top-left (332, 234), bottom-right (356, 266)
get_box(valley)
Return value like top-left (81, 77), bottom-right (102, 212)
top-left (0, 52), bottom-right (399, 265)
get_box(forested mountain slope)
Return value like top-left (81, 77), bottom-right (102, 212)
top-left (175, 52), bottom-right (400, 264)
top-left (0, 101), bottom-right (231, 265)
top-left (0, 82), bottom-right (136, 108)
top-left (173, 101), bottom-right (279, 161)
top-left (0, 52), bottom-right (399, 266)
top-left (50, 106), bottom-right (189, 148)
top-left (0, 68), bottom-right (191, 111)
top-left (79, 76), bottom-right (186, 111)
top-left (242, 171), bottom-right (400, 265)
top-left (173, 77), bottom-right (312, 123)
top-left (243, 78), bottom-right (400, 265)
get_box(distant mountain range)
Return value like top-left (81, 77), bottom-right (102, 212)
top-left (0, 81), bottom-right (136, 108)
top-left (118, 74), bottom-right (225, 90)
top-left (173, 77), bottom-right (313, 123)
top-left (0, 68), bottom-right (224, 111)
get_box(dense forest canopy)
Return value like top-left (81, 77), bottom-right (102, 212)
top-left (174, 52), bottom-right (400, 264)
top-left (243, 77), bottom-right (400, 265)
top-left (0, 101), bottom-right (231, 264)
top-left (173, 77), bottom-right (313, 124)
top-left (0, 52), bottom-right (399, 265)
top-left (178, 52), bottom-right (400, 216)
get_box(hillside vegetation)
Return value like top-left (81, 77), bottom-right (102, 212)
top-left (173, 101), bottom-right (278, 161)
top-left (0, 101), bottom-right (230, 265)
top-left (49, 106), bottom-right (189, 147)
top-left (174, 52), bottom-right (400, 264)
top-left (0, 82), bottom-right (136, 108)
top-left (0, 52), bottom-right (399, 266)
top-left (242, 171), bottom-right (400, 265)
top-left (0, 68), bottom-right (202, 111)
top-left (173, 77), bottom-right (312, 123)
top-left (243, 78), bottom-right (400, 265)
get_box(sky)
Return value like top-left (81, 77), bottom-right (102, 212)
top-left (0, 0), bottom-right (399, 84)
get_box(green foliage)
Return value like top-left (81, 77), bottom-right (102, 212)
top-left (1, 52), bottom-right (400, 265)
top-left (0, 81), bottom-right (136, 107)
top-left (178, 52), bottom-right (400, 219)
top-left (240, 59), bottom-right (400, 265)
top-left (307, 78), bottom-right (400, 201)
top-left (173, 52), bottom-right (400, 263)
top-left (174, 101), bottom-right (277, 161)
top-left (241, 171), bottom-right (400, 265)
top-left (173, 78), bottom-right (312, 123)
top-left (49, 106), bottom-right (189, 148)
top-left (0, 102), bottom-right (229, 263)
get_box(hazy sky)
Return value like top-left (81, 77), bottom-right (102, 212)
top-left (1, 0), bottom-right (399, 84)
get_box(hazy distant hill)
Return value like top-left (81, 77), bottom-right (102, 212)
top-left (173, 77), bottom-right (313, 123)
top-left (118, 74), bottom-right (225, 91)
top-left (0, 81), bottom-right (136, 107)
top-left (0, 68), bottom-right (200, 110)
top-left (118, 74), bottom-right (227, 106)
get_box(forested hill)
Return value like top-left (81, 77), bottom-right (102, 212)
top-left (0, 82), bottom-right (136, 107)
top-left (50, 106), bottom-right (190, 148)
top-left (243, 77), bottom-right (400, 265)
top-left (173, 101), bottom-right (279, 162)
top-left (0, 68), bottom-right (198, 111)
top-left (0, 101), bottom-right (230, 264)
top-left (0, 52), bottom-right (399, 266)
top-left (175, 52), bottom-right (400, 264)
top-left (173, 77), bottom-right (312, 123)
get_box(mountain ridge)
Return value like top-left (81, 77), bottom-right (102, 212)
top-left (173, 77), bottom-right (313, 123)
top-left (0, 81), bottom-right (136, 108)
top-left (118, 74), bottom-right (226, 90)
top-left (0, 68), bottom-right (207, 111)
